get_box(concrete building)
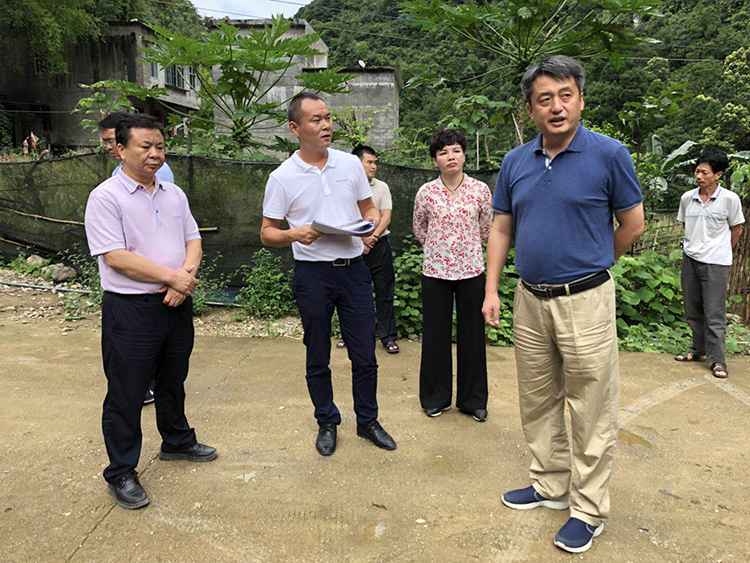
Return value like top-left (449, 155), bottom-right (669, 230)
top-left (0, 22), bottom-right (201, 150)
top-left (0, 18), bottom-right (400, 153)
top-left (208, 19), bottom-right (402, 151)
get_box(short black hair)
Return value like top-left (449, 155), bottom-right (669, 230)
top-left (696, 150), bottom-right (728, 174)
top-left (115, 114), bottom-right (165, 147)
top-left (98, 112), bottom-right (131, 130)
top-left (288, 92), bottom-right (325, 123)
top-left (352, 145), bottom-right (377, 159)
top-left (428, 129), bottom-right (466, 159)
top-left (520, 55), bottom-right (586, 105)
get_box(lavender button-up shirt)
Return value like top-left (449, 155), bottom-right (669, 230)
top-left (84, 171), bottom-right (201, 294)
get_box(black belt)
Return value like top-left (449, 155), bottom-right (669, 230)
top-left (521, 270), bottom-right (610, 299)
top-left (374, 234), bottom-right (388, 245)
top-left (104, 290), bottom-right (165, 303)
top-left (332, 256), bottom-right (362, 266)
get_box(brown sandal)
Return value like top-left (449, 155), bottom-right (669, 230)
top-left (674, 352), bottom-right (705, 362)
top-left (711, 363), bottom-right (728, 379)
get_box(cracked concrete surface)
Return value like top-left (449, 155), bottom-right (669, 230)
top-left (1, 292), bottom-right (749, 562)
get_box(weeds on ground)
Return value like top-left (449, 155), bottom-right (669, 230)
top-left (6, 252), bottom-right (50, 277)
top-left (235, 249), bottom-right (295, 319)
top-left (192, 253), bottom-right (230, 316)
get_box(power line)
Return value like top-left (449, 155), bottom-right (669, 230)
top-left (153, 0), bottom-right (264, 19)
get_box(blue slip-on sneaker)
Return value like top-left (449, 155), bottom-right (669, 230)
top-left (554, 517), bottom-right (604, 553)
top-left (501, 485), bottom-right (569, 510)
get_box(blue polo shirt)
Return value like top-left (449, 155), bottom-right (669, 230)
top-left (493, 125), bottom-right (642, 285)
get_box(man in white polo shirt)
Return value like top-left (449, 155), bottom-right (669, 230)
top-left (676, 150), bottom-right (745, 378)
top-left (260, 92), bottom-right (397, 456)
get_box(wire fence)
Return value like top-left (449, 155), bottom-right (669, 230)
top-left (1, 153), bottom-right (748, 322)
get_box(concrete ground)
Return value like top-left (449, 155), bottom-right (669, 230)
top-left (1, 293), bottom-right (749, 562)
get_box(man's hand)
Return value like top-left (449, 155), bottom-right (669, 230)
top-left (293, 224), bottom-right (323, 246)
top-left (168, 265), bottom-right (198, 295)
top-left (362, 234), bottom-right (378, 248)
top-left (363, 246), bottom-right (371, 255)
top-left (159, 285), bottom-right (187, 307)
top-left (482, 293), bottom-right (502, 328)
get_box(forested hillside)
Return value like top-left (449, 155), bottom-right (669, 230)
top-left (297, 0), bottom-right (750, 161)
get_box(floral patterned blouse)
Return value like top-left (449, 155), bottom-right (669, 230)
top-left (413, 174), bottom-right (493, 280)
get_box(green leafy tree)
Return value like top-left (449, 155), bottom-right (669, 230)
top-left (140, 17), bottom-right (353, 150)
top-left (402, 0), bottom-right (662, 145)
top-left (0, 0), bottom-right (100, 75)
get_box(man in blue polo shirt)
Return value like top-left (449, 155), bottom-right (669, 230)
top-left (482, 56), bottom-right (644, 553)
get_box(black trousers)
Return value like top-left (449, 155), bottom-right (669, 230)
top-left (292, 259), bottom-right (379, 426)
top-left (101, 292), bottom-right (197, 483)
top-left (419, 274), bottom-right (488, 411)
top-left (681, 253), bottom-right (730, 364)
top-left (363, 236), bottom-right (397, 344)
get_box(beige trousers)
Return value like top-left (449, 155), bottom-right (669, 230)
top-left (513, 277), bottom-right (619, 526)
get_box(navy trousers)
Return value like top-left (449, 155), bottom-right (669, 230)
top-left (101, 291), bottom-right (197, 483)
top-left (292, 259), bottom-right (379, 426)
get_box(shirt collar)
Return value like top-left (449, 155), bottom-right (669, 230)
top-left (691, 186), bottom-right (722, 201)
top-left (533, 124), bottom-right (587, 156)
top-left (291, 148), bottom-right (337, 172)
top-left (116, 169), bottom-right (165, 194)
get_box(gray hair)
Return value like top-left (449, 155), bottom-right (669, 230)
top-left (520, 56), bottom-right (585, 104)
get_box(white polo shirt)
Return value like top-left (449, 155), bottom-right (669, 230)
top-left (263, 148), bottom-right (372, 261)
top-left (677, 186), bottom-right (745, 266)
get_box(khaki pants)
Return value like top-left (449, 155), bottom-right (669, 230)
top-left (513, 277), bottom-right (619, 526)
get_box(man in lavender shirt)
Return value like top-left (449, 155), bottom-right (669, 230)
top-left (85, 114), bottom-right (216, 510)
top-left (99, 112), bottom-right (173, 404)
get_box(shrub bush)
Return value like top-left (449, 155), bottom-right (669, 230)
top-left (235, 249), bottom-right (296, 318)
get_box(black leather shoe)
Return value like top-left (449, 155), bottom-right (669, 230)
top-left (158, 443), bottom-right (217, 462)
top-left (316, 425), bottom-right (337, 456)
top-left (460, 408), bottom-right (488, 422)
top-left (107, 471), bottom-right (149, 510)
top-left (424, 405), bottom-right (451, 417)
top-left (357, 420), bottom-right (396, 450)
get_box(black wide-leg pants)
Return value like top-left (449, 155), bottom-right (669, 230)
top-left (101, 291), bottom-right (197, 483)
top-left (419, 273), bottom-right (488, 411)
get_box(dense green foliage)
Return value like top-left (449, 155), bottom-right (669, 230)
top-left (0, 0), bottom-right (201, 76)
top-left (297, 0), bottom-right (750, 162)
top-left (235, 249), bottom-right (296, 319)
top-left (3, 246), bottom-right (749, 354)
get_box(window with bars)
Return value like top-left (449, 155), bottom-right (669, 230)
top-left (165, 66), bottom-right (185, 90)
top-left (149, 62), bottom-right (159, 79)
top-left (189, 67), bottom-right (197, 89)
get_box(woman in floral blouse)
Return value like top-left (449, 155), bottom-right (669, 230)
top-left (413, 129), bottom-right (493, 422)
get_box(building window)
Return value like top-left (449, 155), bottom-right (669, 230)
top-left (165, 66), bottom-right (185, 90)
top-left (189, 66), bottom-right (197, 89)
top-left (150, 62), bottom-right (159, 79)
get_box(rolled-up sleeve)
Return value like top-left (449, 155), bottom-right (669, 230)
top-left (84, 193), bottom-right (126, 257)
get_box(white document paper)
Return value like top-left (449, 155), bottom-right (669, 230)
top-left (311, 218), bottom-right (374, 236)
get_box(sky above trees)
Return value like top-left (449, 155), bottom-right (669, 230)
top-left (192, 0), bottom-right (313, 20)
